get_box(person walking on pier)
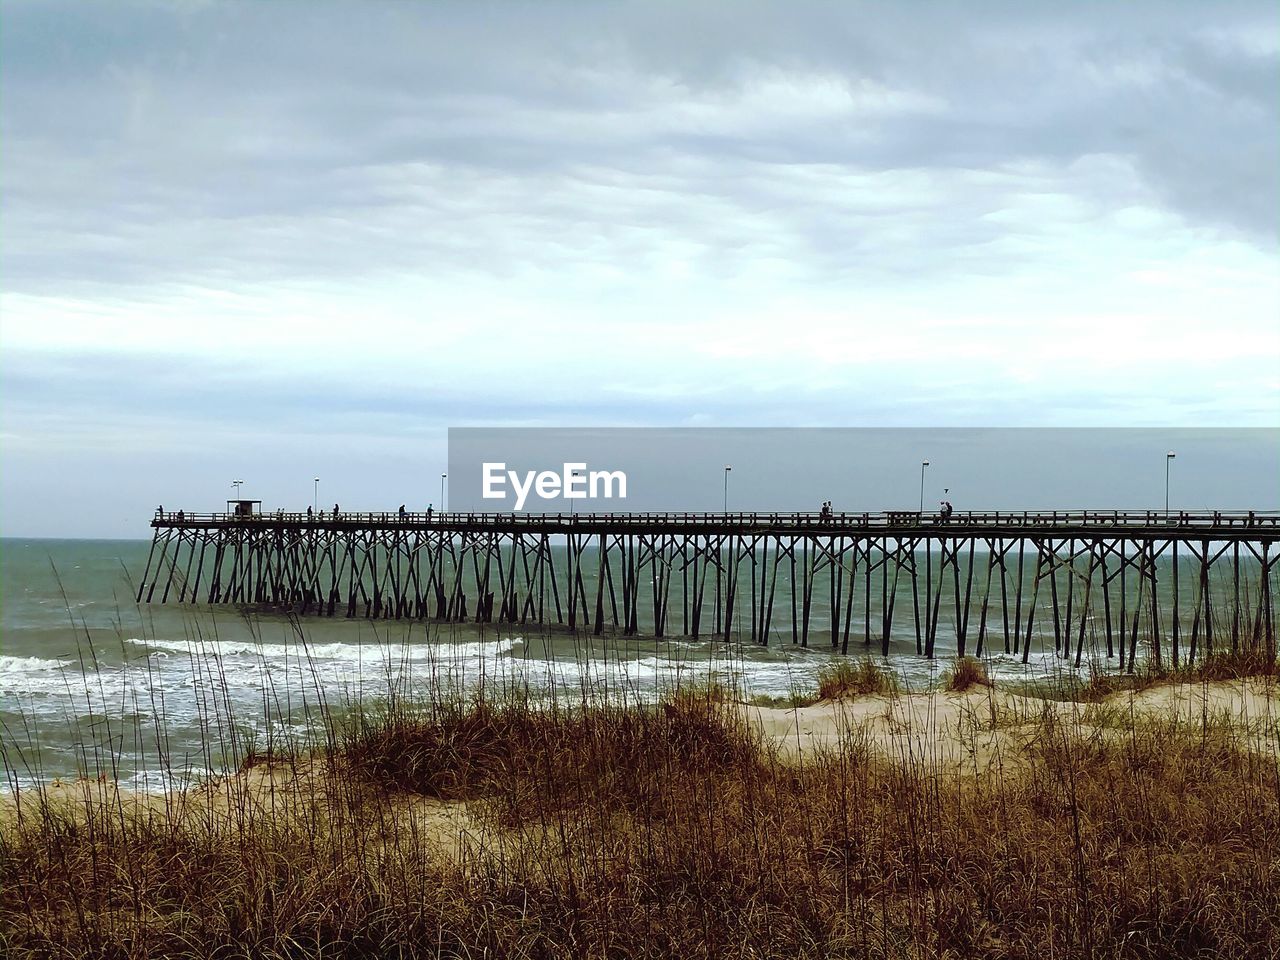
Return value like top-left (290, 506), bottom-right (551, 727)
top-left (940, 500), bottom-right (953, 522)
top-left (426, 504), bottom-right (433, 521)
top-left (398, 504), bottom-right (406, 519)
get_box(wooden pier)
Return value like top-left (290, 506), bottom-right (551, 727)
top-left (139, 509), bottom-right (1279, 668)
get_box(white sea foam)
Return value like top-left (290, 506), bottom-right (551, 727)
top-left (0, 655), bottom-right (81, 694)
top-left (0, 654), bottom-right (75, 674)
top-left (123, 636), bottom-right (523, 661)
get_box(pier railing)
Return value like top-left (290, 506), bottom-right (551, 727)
top-left (153, 509), bottom-right (1280, 532)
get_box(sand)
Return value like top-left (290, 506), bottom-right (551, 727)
top-left (745, 676), bottom-right (1280, 774)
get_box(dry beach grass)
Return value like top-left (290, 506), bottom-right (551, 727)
top-left (3, 643), bottom-right (1280, 959)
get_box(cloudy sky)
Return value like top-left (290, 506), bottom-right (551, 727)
top-left (2, 1), bottom-right (1278, 537)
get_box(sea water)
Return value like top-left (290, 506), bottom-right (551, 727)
top-left (1, 537), bottom-right (1155, 787)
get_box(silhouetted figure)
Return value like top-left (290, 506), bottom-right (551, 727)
top-left (307, 506), bottom-right (313, 518)
top-left (398, 504), bottom-right (406, 519)
top-left (333, 503), bottom-right (340, 517)
top-left (940, 500), bottom-right (953, 522)
top-left (176, 510), bottom-right (184, 522)
top-left (426, 504), bottom-right (433, 521)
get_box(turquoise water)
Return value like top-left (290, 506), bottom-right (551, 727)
top-left (1, 537), bottom-right (1255, 786)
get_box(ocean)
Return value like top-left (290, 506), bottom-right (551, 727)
top-left (1, 536), bottom-right (1179, 787)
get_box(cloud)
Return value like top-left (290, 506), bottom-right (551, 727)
top-left (4, 1), bottom-right (1277, 291)
top-left (1, 0), bottom-right (1277, 536)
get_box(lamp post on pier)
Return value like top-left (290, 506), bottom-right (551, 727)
top-left (723, 465), bottom-right (732, 514)
top-left (441, 473), bottom-right (447, 514)
top-left (231, 479), bottom-right (244, 500)
top-left (313, 477), bottom-right (320, 513)
top-left (1165, 451), bottom-right (1176, 517)
top-left (919, 460), bottom-right (929, 514)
